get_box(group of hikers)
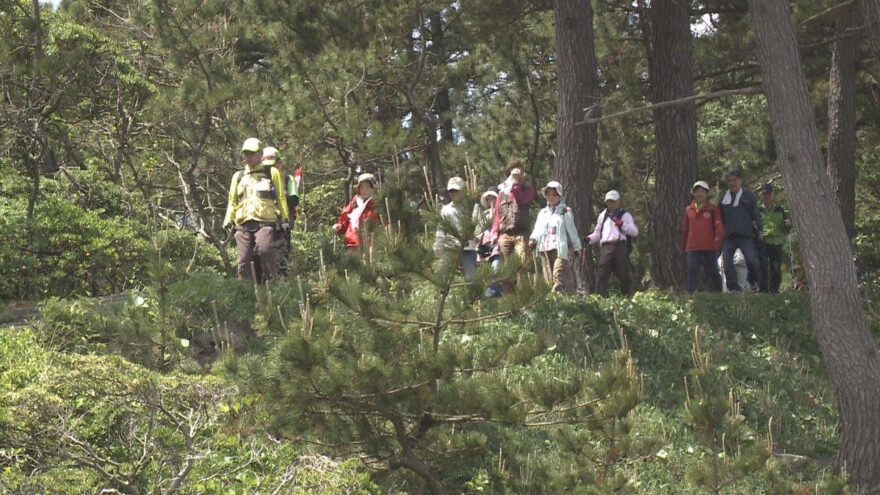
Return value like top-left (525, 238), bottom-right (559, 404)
top-left (224, 138), bottom-right (795, 296)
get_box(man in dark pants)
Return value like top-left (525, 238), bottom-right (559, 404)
top-left (223, 138), bottom-right (290, 283)
top-left (586, 190), bottom-right (640, 296)
top-left (757, 183), bottom-right (790, 293)
top-left (718, 169), bottom-right (763, 293)
top-left (262, 146), bottom-right (299, 276)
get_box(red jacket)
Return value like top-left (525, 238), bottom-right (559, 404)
top-left (680, 201), bottom-right (723, 252)
top-left (335, 197), bottom-right (381, 248)
top-left (491, 184), bottom-right (535, 234)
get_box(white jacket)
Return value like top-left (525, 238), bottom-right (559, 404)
top-left (434, 202), bottom-right (480, 252)
top-left (529, 202), bottom-right (583, 260)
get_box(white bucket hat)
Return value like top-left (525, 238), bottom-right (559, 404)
top-left (543, 181), bottom-right (563, 198)
top-left (480, 191), bottom-right (498, 209)
top-left (357, 173), bottom-right (377, 187)
top-left (604, 190), bottom-right (621, 202)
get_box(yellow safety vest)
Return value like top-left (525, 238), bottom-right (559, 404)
top-left (223, 166), bottom-right (289, 226)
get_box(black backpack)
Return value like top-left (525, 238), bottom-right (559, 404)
top-left (602, 208), bottom-right (636, 255)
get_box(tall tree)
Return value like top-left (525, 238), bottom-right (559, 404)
top-left (747, 1), bottom-right (880, 492)
top-left (827, 7), bottom-right (859, 240)
top-left (647, 0), bottom-right (698, 290)
top-left (861, 0), bottom-right (880, 67)
top-left (553, 0), bottom-right (600, 293)
top-left (430, 12), bottom-right (455, 145)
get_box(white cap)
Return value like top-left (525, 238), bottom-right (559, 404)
top-left (241, 137), bottom-right (261, 153)
top-left (543, 181), bottom-right (563, 198)
top-left (262, 146), bottom-right (279, 165)
top-left (604, 190), bottom-right (621, 202)
top-left (692, 180), bottom-right (710, 193)
top-left (447, 176), bottom-right (466, 191)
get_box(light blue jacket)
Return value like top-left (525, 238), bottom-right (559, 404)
top-left (529, 201), bottom-right (582, 260)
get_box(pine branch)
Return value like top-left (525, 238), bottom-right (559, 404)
top-left (575, 87), bottom-right (763, 126)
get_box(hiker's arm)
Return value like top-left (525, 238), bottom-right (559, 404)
top-left (512, 184), bottom-right (535, 205)
top-left (529, 211), bottom-right (546, 244)
top-left (333, 201), bottom-right (352, 234)
top-left (272, 168), bottom-right (289, 223)
top-left (586, 215), bottom-right (603, 245)
top-left (750, 195), bottom-right (763, 234)
top-left (621, 212), bottom-right (639, 237)
top-left (223, 175), bottom-right (238, 228)
top-left (491, 194), bottom-right (502, 235)
top-left (713, 208), bottom-right (724, 244)
top-left (565, 212), bottom-right (582, 252)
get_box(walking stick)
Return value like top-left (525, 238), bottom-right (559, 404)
top-left (786, 234), bottom-right (796, 290)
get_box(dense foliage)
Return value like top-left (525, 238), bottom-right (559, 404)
top-left (3, 0), bottom-right (879, 493)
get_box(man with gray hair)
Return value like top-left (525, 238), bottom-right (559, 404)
top-left (718, 169), bottom-right (762, 292)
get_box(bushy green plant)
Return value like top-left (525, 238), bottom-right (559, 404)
top-left (0, 327), bottom-right (382, 494)
top-left (684, 328), bottom-right (769, 494)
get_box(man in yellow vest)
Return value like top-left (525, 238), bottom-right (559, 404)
top-left (223, 138), bottom-right (289, 282)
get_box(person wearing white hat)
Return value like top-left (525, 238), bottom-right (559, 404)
top-left (680, 181), bottom-right (723, 293)
top-left (434, 177), bottom-right (481, 281)
top-left (586, 190), bottom-right (639, 296)
top-left (262, 146), bottom-right (301, 276)
top-left (528, 181), bottom-right (582, 292)
top-left (476, 190), bottom-right (502, 296)
top-left (223, 138), bottom-right (290, 282)
top-left (332, 173), bottom-right (381, 251)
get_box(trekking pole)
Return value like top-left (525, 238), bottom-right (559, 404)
top-left (786, 234), bottom-right (796, 290)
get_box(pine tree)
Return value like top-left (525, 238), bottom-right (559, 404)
top-left (252, 178), bottom-right (557, 493)
top-left (684, 327), bottom-right (769, 493)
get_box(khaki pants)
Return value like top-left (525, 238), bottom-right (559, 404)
top-left (499, 232), bottom-right (530, 293)
top-left (540, 250), bottom-right (566, 292)
top-left (596, 241), bottom-right (631, 296)
top-left (234, 224), bottom-right (277, 282)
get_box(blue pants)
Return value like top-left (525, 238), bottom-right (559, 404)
top-left (686, 251), bottom-right (722, 293)
top-left (484, 256), bottom-right (503, 297)
top-left (462, 250), bottom-right (478, 281)
top-left (722, 236), bottom-right (762, 292)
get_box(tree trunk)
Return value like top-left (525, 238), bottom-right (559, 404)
top-left (747, 1), bottom-right (880, 492)
top-left (430, 13), bottom-right (454, 144)
top-left (648, 0), bottom-right (697, 290)
top-left (827, 8), bottom-right (859, 240)
top-left (406, 28), bottom-right (444, 195)
top-left (553, 0), bottom-right (601, 294)
top-left (860, 0), bottom-right (880, 68)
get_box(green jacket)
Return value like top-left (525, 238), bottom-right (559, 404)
top-left (759, 203), bottom-right (788, 245)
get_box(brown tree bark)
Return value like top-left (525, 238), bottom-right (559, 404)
top-left (747, 1), bottom-right (880, 492)
top-left (860, 0), bottom-right (880, 67)
top-left (405, 22), bottom-right (445, 194)
top-left (827, 8), bottom-right (859, 240)
top-left (430, 13), bottom-right (454, 144)
top-left (553, 0), bottom-right (601, 293)
top-left (648, 0), bottom-right (698, 290)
